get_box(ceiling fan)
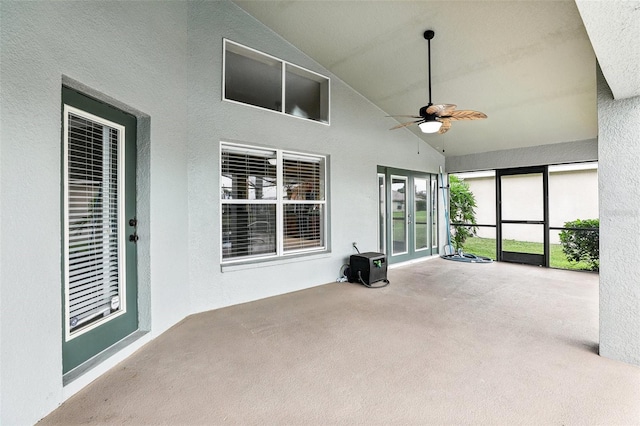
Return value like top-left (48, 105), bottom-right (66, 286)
top-left (389, 30), bottom-right (487, 134)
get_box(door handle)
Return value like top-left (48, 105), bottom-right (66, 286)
top-left (129, 217), bottom-right (138, 243)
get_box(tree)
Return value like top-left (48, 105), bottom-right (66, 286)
top-left (449, 175), bottom-right (478, 250)
top-left (559, 219), bottom-right (599, 271)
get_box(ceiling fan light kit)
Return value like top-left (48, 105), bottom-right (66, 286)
top-left (419, 121), bottom-right (442, 133)
top-left (389, 30), bottom-right (487, 136)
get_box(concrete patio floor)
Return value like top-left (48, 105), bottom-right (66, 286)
top-left (41, 258), bottom-right (640, 424)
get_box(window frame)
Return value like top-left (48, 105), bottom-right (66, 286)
top-left (222, 39), bottom-right (330, 125)
top-left (220, 142), bottom-right (328, 264)
top-left (63, 104), bottom-right (127, 341)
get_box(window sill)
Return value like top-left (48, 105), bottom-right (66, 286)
top-left (221, 250), bottom-right (331, 273)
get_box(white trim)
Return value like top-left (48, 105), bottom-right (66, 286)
top-left (63, 105), bottom-right (127, 342)
top-left (222, 199), bottom-right (278, 204)
top-left (413, 176), bottom-right (430, 253)
top-left (378, 173), bottom-right (386, 254)
top-left (276, 149), bottom-right (284, 256)
top-left (431, 175), bottom-right (439, 251)
top-left (390, 174), bottom-right (409, 256)
top-left (221, 252), bottom-right (331, 273)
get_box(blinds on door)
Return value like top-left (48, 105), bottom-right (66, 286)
top-left (64, 107), bottom-right (125, 339)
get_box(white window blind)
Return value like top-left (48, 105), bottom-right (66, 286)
top-left (64, 107), bottom-right (125, 339)
top-left (221, 143), bottom-right (326, 262)
top-left (283, 155), bottom-right (325, 252)
top-left (221, 146), bottom-right (277, 260)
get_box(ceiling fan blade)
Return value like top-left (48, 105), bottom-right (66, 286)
top-left (386, 115), bottom-right (422, 119)
top-left (438, 119), bottom-right (452, 134)
top-left (390, 119), bottom-right (423, 130)
top-left (426, 104), bottom-right (457, 116)
top-left (447, 110), bottom-right (488, 121)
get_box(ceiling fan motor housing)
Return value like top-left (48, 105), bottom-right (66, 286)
top-left (419, 104), bottom-right (438, 122)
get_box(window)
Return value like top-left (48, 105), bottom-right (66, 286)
top-left (64, 105), bottom-right (126, 338)
top-left (223, 39), bottom-right (330, 124)
top-left (221, 142), bottom-right (327, 262)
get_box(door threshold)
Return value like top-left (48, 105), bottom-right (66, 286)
top-left (63, 330), bottom-right (150, 396)
top-left (389, 254), bottom-right (440, 269)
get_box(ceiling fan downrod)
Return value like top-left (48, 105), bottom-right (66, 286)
top-left (424, 30), bottom-right (435, 106)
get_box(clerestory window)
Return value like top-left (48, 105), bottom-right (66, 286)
top-left (223, 39), bottom-right (330, 124)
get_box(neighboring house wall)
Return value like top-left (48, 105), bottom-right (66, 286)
top-left (0, 1), bottom-right (445, 424)
top-left (458, 166), bottom-right (598, 244)
top-left (456, 175), bottom-right (496, 239)
top-left (548, 167), bottom-right (599, 228)
top-left (597, 66), bottom-right (640, 366)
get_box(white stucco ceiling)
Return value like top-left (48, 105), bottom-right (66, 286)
top-left (232, 0), bottom-right (636, 158)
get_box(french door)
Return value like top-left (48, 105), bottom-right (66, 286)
top-left (62, 87), bottom-right (138, 374)
top-left (379, 167), bottom-right (438, 264)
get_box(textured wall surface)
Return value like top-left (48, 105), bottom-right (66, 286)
top-left (0, 2), bottom-right (190, 424)
top-left (0, 1), bottom-right (442, 424)
top-left (186, 1), bottom-right (444, 314)
top-left (446, 139), bottom-right (597, 173)
top-left (597, 67), bottom-right (640, 366)
top-left (576, 0), bottom-right (640, 100)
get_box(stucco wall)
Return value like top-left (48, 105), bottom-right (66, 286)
top-left (186, 1), bottom-right (444, 314)
top-left (0, 2), bottom-right (190, 423)
top-left (0, 1), bottom-right (443, 424)
top-left (597, 66), bottom-right (640, 366)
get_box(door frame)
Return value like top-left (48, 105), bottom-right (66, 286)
top-left (61, 86), bottom-right (139, 374)
top-left (496, 165), bottom-right (549, 266)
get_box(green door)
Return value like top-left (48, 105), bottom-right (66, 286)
top-left (62, 87), bottom-right (138, 374)
top-left (379, 167), bottom-right (438, 264)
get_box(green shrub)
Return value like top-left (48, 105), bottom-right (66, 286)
top-left (449, 175), bottom-right (478, 250)
top-left (559, 219), bottom-right (599, 271)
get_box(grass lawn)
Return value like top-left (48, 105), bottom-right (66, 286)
top-left (462, 237), bottom-right (595, 271)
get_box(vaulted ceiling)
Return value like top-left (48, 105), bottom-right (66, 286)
top-left (233, 0), bottom-right (639, 158)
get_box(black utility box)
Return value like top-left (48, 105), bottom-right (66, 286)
top-left (349, 252), bottom-right (388, 285)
